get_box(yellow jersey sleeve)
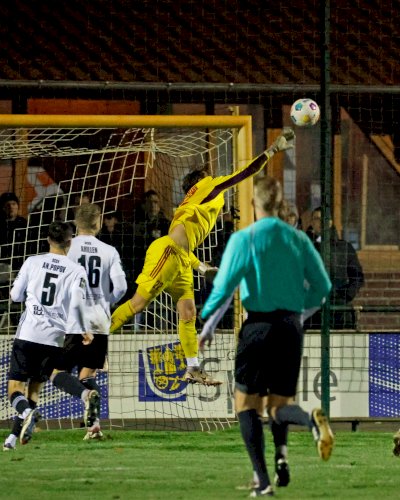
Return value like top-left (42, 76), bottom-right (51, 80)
top-left (189, 251), bottom-right (201, 269)
top-left (170, 151), bottom-right (271, 251)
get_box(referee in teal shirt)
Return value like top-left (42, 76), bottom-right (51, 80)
top-left (200, 175), bottom-right (334, 497)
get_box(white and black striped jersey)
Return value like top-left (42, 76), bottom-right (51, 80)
top-left (67, 235), bottom-right (127, 334)
top-left (10, 253), bottom-right (89, 347)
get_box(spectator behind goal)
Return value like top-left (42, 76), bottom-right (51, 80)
top-left (304, 206), bottom-right (364, 329)
top-left (0, 192), bottom-right (27, 271)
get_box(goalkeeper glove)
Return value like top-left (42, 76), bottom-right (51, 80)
top-left (267, 127), bottom-right (295, 155)
top-left (110, 300), bottom-right (136, 333)
top-left (197, 262), bottom-right (219, 284)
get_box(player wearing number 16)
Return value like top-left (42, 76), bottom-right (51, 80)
top-left (51, 204), bottom-right (127, 440)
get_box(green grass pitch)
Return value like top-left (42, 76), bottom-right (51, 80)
top-left (0, 426), bottom-right (399, 499)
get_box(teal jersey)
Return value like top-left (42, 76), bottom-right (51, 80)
top-left (201, 217), bottom-right (331, 319)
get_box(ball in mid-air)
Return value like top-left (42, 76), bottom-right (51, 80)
top-left (290, 98), bottom-right (320, 127)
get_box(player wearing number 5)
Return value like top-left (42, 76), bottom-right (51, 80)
top-left (3, 222), bottom-right (94, 451)
top-left (52, 204), bottom-right (127, 440)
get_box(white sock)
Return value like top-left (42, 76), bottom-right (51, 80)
top-left (5, 434), bottom-right (17, 447)
top-left (277, 445), bottom-right (288, 458)
top-left (81, 389), bottom-right (90, 401)
top-left (186, 357), bottom-right (199, 368)
top-left (20, 408), bottom-right (31, 419)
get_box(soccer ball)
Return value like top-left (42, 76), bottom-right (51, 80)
top-left (290, 98), bottom-right (320, 127)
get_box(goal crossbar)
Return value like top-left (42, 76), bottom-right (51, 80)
top-left (0, 114), bottom-right (251, 130)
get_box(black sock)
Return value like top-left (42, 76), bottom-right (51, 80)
top-left (10, 398), bottom-right (39, 438)
top-left (270, 419), bottom-right (289, 459)
top-left (11, 416), bottom-right (23, 437)
top-left (275, 404), bottom-right (311, 429)
top-left (10, 391), bottom-right (30, 415)
top-left (80, 376), bottom-right (100, 394)
top-left (238, 409), bottom-right (270, 490)
top-left (80, 376), bottom-right (101, 416)
top-left (52, 372), bottom-right (87, 398)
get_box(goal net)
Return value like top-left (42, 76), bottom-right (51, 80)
top-left (0, 114), bottom-right (252, 431)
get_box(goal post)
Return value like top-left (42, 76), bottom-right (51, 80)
top-left (0, 114), bottom-right (253, 431)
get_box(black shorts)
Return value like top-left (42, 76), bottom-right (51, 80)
top-left (235, 310), bottom-right (303, 397)
top-left (9, 338), bottom-right (63, 383)
top-left (55, 334), bottom-right (108, 372)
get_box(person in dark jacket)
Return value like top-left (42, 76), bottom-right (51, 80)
top-left (0, 192), bottom-right (28, 271)
top-left (304, 206), bottom-right (364, 329)
top-left (131, 190), bottom-right (171, 281)
top-left (97, 210), bottom-right (132, 304)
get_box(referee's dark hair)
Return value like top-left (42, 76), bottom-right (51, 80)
top-left (48, 221), bottom-right (73, 248)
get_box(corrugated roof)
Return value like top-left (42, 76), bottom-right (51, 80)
top-left (0, 0), bottom-right (399, 86)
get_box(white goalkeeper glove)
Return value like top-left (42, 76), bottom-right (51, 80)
top-left (266, 127), bottom-right (295, 156)
top-left (197, 262), bottom-right (219, 284)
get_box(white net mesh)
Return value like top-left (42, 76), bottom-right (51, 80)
top-left (0, 123), bottom-right (240, 430)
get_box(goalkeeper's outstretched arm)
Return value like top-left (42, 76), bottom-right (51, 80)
top-left (200, 127), bottom-right (295, 204)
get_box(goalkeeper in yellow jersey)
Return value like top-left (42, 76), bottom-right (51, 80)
top-left (110, 127), bottom-right (295, 386)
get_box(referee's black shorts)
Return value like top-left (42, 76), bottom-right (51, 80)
top-left (235, 310), bottom-right (303, 397)
top-left (55, 334), bottom-right (108, 372)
